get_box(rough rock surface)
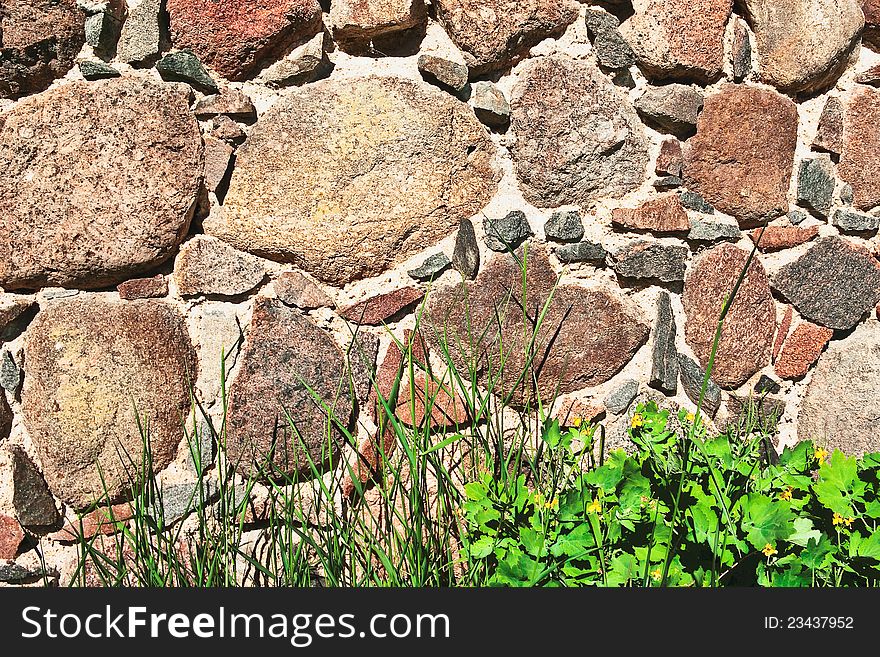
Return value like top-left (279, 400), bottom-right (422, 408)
top-left (682, 85), bottom-right (798, 227)
top-left (339, 287), bottom-right (425, 325)
top-left (0, 295), bottom-right (34, 334)
top-left (510, 55), bottom-right (648, 209)
top-left (545, 210), bottom-right (584, 243)
top-left (453, 218), bottom-right (480, 280)
top-left (0, 78), bottom-right (203, 290)
top-left (775, 322), bottom-right (834, 380)
top-left (0, 394), bottom-right (10, 441)
top-left (585, 8), bottom-right (635, 71)
top-left (203, 137), bottom-right (234, 193)
top-left (116, 0), bottom-right (161, 64)
top-left (609, 241), bottom-right (688, 283)
top-left (469, 81), bottom-right (510, 129)
top-left (866, 0), bottom-right (880, 48)
top-left (166, 0), bottom-right (323, 80)
top-left (0, 0), bottom-right (85, 99)
top-left (226, 298), bottom-right (352, 480)
top-left (0, 351), bottom-right (20, 394)
top-left (772, 237), bottom-right (880, 330)
top-left (634, 84), bottom-right (703, 138)
top-left (687, 218), bottom-right (741, 243)
top-left (799, 321), bottom-right (880, 456)
top-left (0, 514), bottom-right (24, 560)
top-left (683, 243), bottom-right (776, 389)
top-left (433, 0), bottom-right (579, 75)
top-left (346, 331), bottom-right (381, 409)
top-left (650, 292), bottom-right (678, 394)
top-left (483, 211), bottom-right (532, 252)
top-left (612, 195), bottom-right (689, 233)
top-left (417, 54), bottom-right (468, 92)
top-left (740, 0), bottom-right (863, 94)
top-left (156, 50), bottom-right (219, 94)
top-left (274, 272), bottom-right (334, 310)
top-left (813, 96), bottom-right (844, 154)
top-left (21, 297), bottom-right (197, 509)
top-left (330, 0), bottom-right (427, 46)
top-left (9, 445), bottom-right (58, 527)
top-left (773, 305), bottom-right (794, 362)
top-left (620, 0), bottom-right (732, 83)
top-left (255, 32), bottom-right (332, 88)
top-left (211, 76), bottom-right (499, 286)
top-left (194, 89), bottom-right (257, 120)
top-left (656, 138), bottom-right (683, 177)
top-left (425, 247), bottom-right (648, 406)
top-left (555, 241), bottom-right (606, 264)
top-left (731, 16), bottom-right (752, 82)
top-left (678, 354), bottom-right (721, 416)
top-left (832, 208), bottom-right (880, 233)
top-left (797, 155), bottom-right (836, 216)
top-left (604, 380), bottom-right (639, 415)
top-left (174, 236), bottom-right (266, 297)
top-left (838, 87), bottom-right (880, 211)
top-left (408, 253), bottom-right (452, 281)
top-left (395, 372), bottom-right (468, 429)
top-left (751, 225), bottom-right (819, 252)
top-left (117, 276), bottom-right (168, 301)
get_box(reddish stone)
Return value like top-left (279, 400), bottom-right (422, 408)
top-left (620, 0), bottom-right (732, 83)
top-left (553, 399), bottom-right (605, 426)
top-left (117, 276), bottom-right (168, 300)
top-left (683, 85), bottom-right (798, 227)
top-left (656, 138), bottom-right (683, 177)
top-left (0, 515), bottom-right (24, 560)
top-left (863, 0), bottom-right (880, 48)
top-left (395, 372), bottom-right (468, 429)
top-left (775, 322), bottom-right (834, 379)
top-left (683, 243), bottom-right (776, 388)
top-left (0, 0), bottom-right (85, 99)
top-left (339, 287), bottom-right (425, 325)
top-left (203, 137), bottom-right (234, 193)
top-left (611, 195), bottom-right (690, 233)
top-left (166, 0), bottom-right (323, 81)
top-left (813, 96), bottom-right (844, 155)
top-left (856, 63), bottom-right (880, 86)
top-left (838, 87), bottom-right (880, 211)
top-left (211, 116), bottom-right (247, 144)
top-left (750, 225), bottom-right (819, 252)
top-left (47, 503), bottom-right (133, 542)
top-left (773, 305), bottom-right (793, 362)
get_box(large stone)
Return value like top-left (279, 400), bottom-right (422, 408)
top-left (483, 210), bottom-right (531, 252)
top-left (166, 0), bottom-right (323, 81)
top-left (772, 236), bottom-right (880, 330)
top-left (210, 77), bottom-right (499, 286)
top-left (346, 331), bottom-right (380, 409)
top-left (831, 208), bottom-right (880, 233)
top-left (116, 0), bottom-right (161, 64)
top-left (225, 298), bottom-right (352, 480)
top-left (838, 87), bottom-right (880, 211)
top-left (609, 241), bottom-right (688, 283)
top-left (620, 0), bottom-right (732, 83)
top-left (0, 0), bottom-right (85, 98)
top-left (9, 445), bottom-right (58, 527)
top-left (678, 353), bottom-right (721, 416)
top-left (510, 55), bottom-right (648, 209)
top-left (740, 0), bottom-right (863, 94)
top-left (21, 297), bottom-right (197, 509)
top-left (799, 321), bottom-right (880, 456)
top-left (797, 155), bottom-right (835, 216)
top-left (775, 322), bottom-right (834, 380)
top-left (330, 0), bottom-right (427, 46)
top-left (682, 85), bottom-right (798, 227)
top-left (433, 0), bottom-right (579, 75)
top-left (425, 247), bottom-right (648, 406)
top-left (650, 292), bottom-right (678, 394)
top-left (585, 8), bottom-right (635, 70)
top-left (339, 287), bottom-right (425, 325)
top-left (611, 195), bottom-right (689, 234)
top-left (0, 78), bottom-right (203, 290)
top-left (682, 243), bottom-right (776, 389)
top-left (634, 84), bottom-right (703, 138)
top-left (174, 236), bottom-right (266, 297)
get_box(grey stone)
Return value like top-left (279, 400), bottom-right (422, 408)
top-left (754, 374), bottom-right (781, 394)
top-left (650, 291), bottom-right (678, 395)
top-left (585, 9), bottom-right (635, 70)
top-left (679, 190), bottom-right (715, 215)
top-left (84, 9), bottom-right (123, 56)
top-left (634, 84), bottom-right (704, 137)
top-left (797, 156), bottom-right (835, 216)
top-left (256, 32), bottom-right (332, 89)
top-left (554, 241), bottom-right (606, 264)
top-left (653, 175), bottom-right (683, 189)
top-left (772, 236), bottom-right (880, 330)
top-left (470, 81), bottom-right (510, 128)
top-left (687, 218), bottom-right (741, 242)
top-left (732, 16), bottom-right (752, 82)
top-left (609, 241), bottom-right (688, 283)
top-left (831, 209), bottom-right (880, 233)
top-left (604, 379), bottom-right (640, 414)
top-left (157, 50), bottom-right (219, 94)
top-left (0, 563), bottom-right (45, 584)
top-left (453, 218), bottom-right (480, 279)
top-left (149, 480), bottom-right (220, 527)
top-left (677, 353), bottom-right (721, 416)
top-left (408, 253), bottom-right (452, 281)
top-left (194, 89), bottom-right (257, 120)
top-left (78, 60), bottom-right (121, 80)
top-left (483, 211), bottom-right (532, 252)
top-left (174, 236), bottom-right (266, 297)
top-left (840, 183), bottom-right (854, 206)
top-left (417, 54), bottom-right (468, 92)
top-left (9, 445), bottom-right (59, 528)
top-left (725, 395), bottom-right (785, 432)
top-left (788, 209), bottom-right (808, 225)
top-left (346, 331), bottom-right (381, 409)
top-left (544, 210), bottom-right (585, 243)
top-left (799, 320), bottom-right (880, 456)
top-left (40, 289), bottom-right (79, 301)
top-left (116, 0), bottom-right (161, 64)
top-left (0, 351), bottom-right (21, 394)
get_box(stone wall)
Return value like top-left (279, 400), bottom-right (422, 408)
top-left (2, 0), bottom-right (880, 583)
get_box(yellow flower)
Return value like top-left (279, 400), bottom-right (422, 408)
top-left (832, 512), bottom-right (844, 526)
top-left (814, 447), bottom-right (829, 465)
top-left (650, 569), bottom-right (662, 582)
top-left (780, 487), bottom-right (793, 501)
top-left (845, 516), bottom-right (855, 527)
top-left (544, 497), bottom-right (559, 511)
top-left (762, 544), bottom-right (777, 557)
top-left (630, 413), bottom-right (645, 429)
top-left (587, 498), bottom-right (602, 514)
top-left (571, 416), bottom-right (583, 428)
top-left (685, 412), bottom-right (695, 423)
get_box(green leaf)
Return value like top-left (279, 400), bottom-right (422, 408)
top-left (519, 527), bottom-right (545, 557)
top-left (800, 535), bottom-right (835, 570)
top-left (819, 450), bottom-right (858, 492)
top-left (606, 553), bottom-right (639, 587)
top-left (778, 440), bottom-right (813, 472)
top-left (740, 493), bottom-right (795, 550)
top-left (542, 419), bottom-right (562, 449)
top-left (856, 529), bottom-right (880, 561)
top-left (585, 450), bottom-right (627, 492)
top-left (550, 523), bottom-right (595, 558)
top-left (787, 517), bottom-right (822, 548)
top-left (468, 536), bottom-right (494, 559)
